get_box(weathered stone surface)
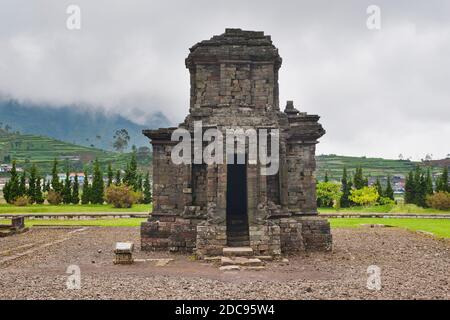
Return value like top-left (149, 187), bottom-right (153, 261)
top-left (219, 265), bottom-right (240, 271)
top-left (220, 256), bottom-right (235, 266)
top-left (243, 266), bottom-right (266, 271)
top-left (223, 247), bottom-right (254, 257)
top-left (141, 28), bottom-right (332, 254)
top-left (255, 255), bottom-right (273, 261)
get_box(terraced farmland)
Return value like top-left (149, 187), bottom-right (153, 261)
top-left (0, 131), bottom-right (150, 174)
top-left (316, 154), bottom-right (440, 181)
top-left (0, 131), bottom-right (444, 179)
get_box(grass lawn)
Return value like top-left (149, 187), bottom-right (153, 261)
top-left (319, 204), bottom-right (450, 214)
top-left (0, 203), bottom-right (152, 214)
top-left (0, 218), bottom-right (147, 227)
top-left (329, 218), bottom-right (450, 238)
top-left (1, 216), bottom-right (448, 238)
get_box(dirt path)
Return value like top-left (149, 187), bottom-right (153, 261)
top-left (0, 226), bottom-right (448, 299)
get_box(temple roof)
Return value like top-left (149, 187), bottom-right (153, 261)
top-left (186, 28), bottom-right (282, 68)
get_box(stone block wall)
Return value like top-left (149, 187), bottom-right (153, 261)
top-left (152, 143), bottom-right (191, 214)
top-left (249, 224), bottom-right (281, 255)
top-left (195, 225), bottom-right (227, 257)
top-left (278, 218), bottom-right (305, 253)
top-left (141, 217), bottom-right (197, 253)
top-left (297, 217), bottom-right (332, 251)
top-left (286, 143), bottom-right (319, 214)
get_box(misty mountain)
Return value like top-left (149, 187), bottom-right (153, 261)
top-left (0, 99), bottom-right (170, 151)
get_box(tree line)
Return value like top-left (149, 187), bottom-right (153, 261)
top-left (404, 166), bottom-right (449, 208)
top-left (317, 165), bottom-right (449, 209)
top-left (3, 152), bottom-right (152, 206)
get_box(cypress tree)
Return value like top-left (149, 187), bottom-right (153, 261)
top-left (130, 152), bottom-right (138, 185)
top-left (324, 172), bottom-right (329, 182)
top-left (51, 159), bottom-right (61, 193)
top-left (123, 163), bottom-right (130, 185)
top-left (364, 177), bottom-right (369, 187)
top-left (107, 163), bottom-right (114, 187)
top-left (28, 164), bottom-right (37, 203)
top-left (143, 171), bottom-right (152, 204)
top-left (35, 177), bottom-right (44, 204)
top-left (436, 167), bottom-right (449, 192)
top-left (72, 174), bottom-right (80, 205)
top-left (91, 159), bottom-right (104, 204)
top-left (115, 170), bottom-right (121, 186)
top-left (124, 152), bottom-right (138, 190)
top-left (425, 169), bottom-right (434, 195)
top-left (375, 178), bottom-right (383, 198)
top-left (413, 166), bottom-right (425, 206)
top-left (385, 175), bottom-right (394, 200)
top-left (418, 172), bottom-right (427, 207)
top-left (44, 179), bottom-right (51, 192)
top-left (404, 170), bottom-right (415, 204)
top-left (340, 167), bottom-right (351, 208)
top-left (137, 174), bottom-right (143, 191)
top-left (7, 161), bottom-right (20, 203)
top-left (18, 171), bottom-right (27, 197)
top-left (353, 167), bottom-right (365, 190)
top-left (81, 170), bottom-right (91, 205)
top-left (62, 168), bottom-right (72, 204)
top-left (3, 180), bottom-right (11, 203)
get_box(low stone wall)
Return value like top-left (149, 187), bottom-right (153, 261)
top-left (140, 216), bottom-right (197, 252)
top-left (249, 224), bottom-right (281, 255)
top-left (141, 215), bottom-right (332, 254)
top-left (195, 225), bottom-right (227, 257)
top-left (278, 218), bottom-right (305, 253)
top-left (297, 216), bottom-right (332, 251)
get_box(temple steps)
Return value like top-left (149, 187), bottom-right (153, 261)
top-left (223, 246), bottom-right (253, 257)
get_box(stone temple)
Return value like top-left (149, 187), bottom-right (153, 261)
top-left (141, 29), bottom-right (332, 257)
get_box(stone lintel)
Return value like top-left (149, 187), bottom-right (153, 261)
top-left (143, 128), bottom-right (177, 141)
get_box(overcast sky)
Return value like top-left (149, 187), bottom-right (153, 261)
top-left (0, 0), bottom-right (449, 160)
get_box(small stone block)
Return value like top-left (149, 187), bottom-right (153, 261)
top-left (114, 242), bottom-right (134, 253)
top-left (221, 256), bottom-right (235, 266)
top-left (219, 265), bottom-right (240, 271)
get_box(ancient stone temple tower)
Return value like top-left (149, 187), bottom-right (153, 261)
top-left (141, 29), bottom-right (332, 256)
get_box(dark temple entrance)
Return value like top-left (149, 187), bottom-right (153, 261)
top-left (226, 154), bottom-right (249, 247)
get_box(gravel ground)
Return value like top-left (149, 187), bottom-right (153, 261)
top-left (0, 226), bottom-right (448, 300)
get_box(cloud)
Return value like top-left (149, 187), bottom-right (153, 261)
top-left (0, 0), bottom-right (449, 160)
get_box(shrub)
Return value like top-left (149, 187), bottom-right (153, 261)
top-left (134, 191), bottom-right (144, 204)
top-left (316, 182), bottom-right (342, 208)
top-left (47, 190), bottom-right (62, 205)
top-left (13, 196), bottom-right (31, 207)
top-left (426, 192), bottom-right (450, 210)
top-left (378, 197), bottom-right (395, 206)
top-left (105, 185), bottom-right (140, 208)
top-left (349, 186), bottom-right (379, 207)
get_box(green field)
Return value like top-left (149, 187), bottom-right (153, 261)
top-left (319, 204), bottom-right (450, 214)
top-left (0, 218), bottom-right (147, 227)
top-left (0, 204), bottom-right (151, 214)
top-left (329, 218), bottom-right (450, 238)
top-left (1, 217), bottom-right (448, 238)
